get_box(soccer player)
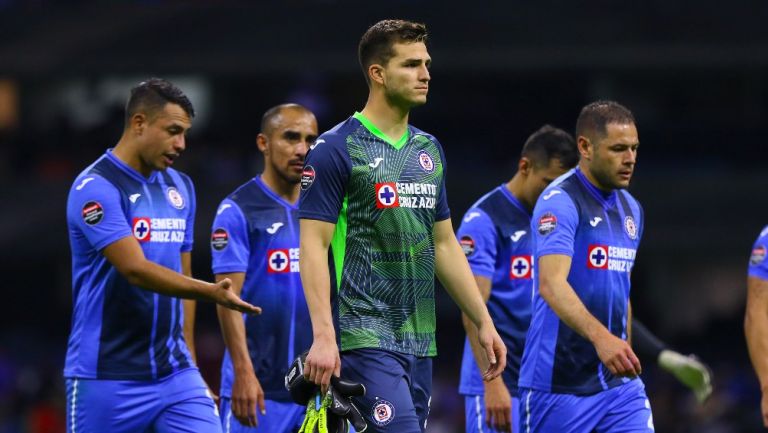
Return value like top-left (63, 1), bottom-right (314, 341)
top-left (458, 125), bottom-right (578, 433)
top-left (518, 101), bottom-right (653, 433)
top-left (210, 104), bottom-right (318, 432)
top-left (298, 19), bottom-right (506, 433)
top-left (745, 225), bottom-right (768, 427)
top-left (64, 78), bottom-right (260, 433)
top-left (459, 126), bottom-right (713, 433)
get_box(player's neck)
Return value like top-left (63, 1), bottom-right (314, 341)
top-left (113, 137), bottom-right (152, 178)
top-left (360, 96), bottom-right (409, 142)
top-left (261, 169), bottom-right (300, 205)
top-left (506, 175), bottom-right (533, 211)
top-left (578, 161), bottom-right (612, 192)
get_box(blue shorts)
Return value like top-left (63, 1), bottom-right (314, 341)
top-left (341, 349), bottom-right (432, 433)
top-left (464, 395), bottom-right (521, 433)
top-left (519, 379), bottom-right (654, 433)
top-left (65, 368), bottom-right (220, 433)
top-left (219, 397), bottom-right (305, 433)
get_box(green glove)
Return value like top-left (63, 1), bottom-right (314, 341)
top-left (299, 393), bottom-right (333, 433)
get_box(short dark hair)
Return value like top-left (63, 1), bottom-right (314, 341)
top-left (358, 19), bottom-right (428, 85)
top-left (124, 78), bottom-right (194, 127)
top-left (521, 125), bottom-right (579, 169)
top-left (260, 103), bottom-right (312, 136)
top-left (575, 100), bottom-right (635, 142)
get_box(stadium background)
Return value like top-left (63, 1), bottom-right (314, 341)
top-left (1, 1), bottom-right (767, 432)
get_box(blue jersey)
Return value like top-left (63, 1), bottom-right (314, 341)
top-left (65, 150), bottom-right (196, 380)
top-left (211, 176), bottom-right (310, 402)
top-left (749, 226), bottom-right (768, 280)
top-left (458, 185), bottom-right (533, 397)
top-left (519, 168), bottom-right (644, 395)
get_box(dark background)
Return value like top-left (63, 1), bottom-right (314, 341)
top-left (1, 1), bottom-right (767, 432)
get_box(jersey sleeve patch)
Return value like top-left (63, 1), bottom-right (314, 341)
top-left (537, 212), bottom-right (558, 235)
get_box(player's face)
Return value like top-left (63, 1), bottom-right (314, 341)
top-left (382, 42), bottom-right (431, 107)
top-left (585, 122), bottom-right (639, 190)
top-left (526, 158), bottom-right (570, 204)
top-left (261, 109), bottom-right (318, 184)
top-left (138, 103), bottom-right (191, 172)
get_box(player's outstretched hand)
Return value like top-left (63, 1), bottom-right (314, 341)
top-left (304, 335), bottom-right (340, 395)
top-left (478, 320), bottom-right (507, 381)
top-left (594, 331), bottom-right (641, 377)
top-left (231, 369), bottom-right (265, 427)
top-left (484, 377), bottom-right (512, 432)
top-left (213, 278), bottom-right (262, 315)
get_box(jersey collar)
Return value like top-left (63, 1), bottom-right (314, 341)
top-left (105, 149), bottom-right (158, 183)
top-left (352, 111), bottom-right (410, 150)
top-left (499, 183), bottom-right (532, 216)
top-left (574, 167), bottom-right (616, 207)
top-left (254, 175), bottom-right (298, 210)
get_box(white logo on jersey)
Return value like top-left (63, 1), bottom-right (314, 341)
top-left (589, 217), bottom-right (602, 227)
top-left (309, 139), bottom-right (325, 150)
top-left (368, 157), bottom-right (384, 169)
top-left (542, 190), bottom-right (561, 201)
top-left (75, 177), bottom-right (95, 190)
top-left (166, 187), bottom-right (185, 209)
top-left (129, 193), bottom-right (142, 203)
top-left (511, 230), bottom-right (527, 242)
top-left (266, 222), bottom-right (284, 234)
top-left (217, 203), bottom-right (232, 215)
top-left (463, 212), bottom-right (481, 223)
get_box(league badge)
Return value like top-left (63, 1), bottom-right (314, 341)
top-left (301, 166), bottom-right (315, 190)
top-left (751, 245), bottom-right (766, 265)
top-left (211, 228), bottom-right (229, 251)
top-left (372, 399), bottom-right (395, 427)
top-left (417, 150), bottom-right (435, 173)
top-left (537, 212), bottom-right (557, 235)
top-left (166, 187), bottom-right (185, 209)
top-left (81, 201), bottom-right (104, 226)
top-left (459, 235), bottom-right (476, 256)
top-left (624, 216), bottom-right (638, 240)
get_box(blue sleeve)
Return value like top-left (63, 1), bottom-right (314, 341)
top-left (435, 138), bottom-right (450, 221)
top-left (456, 209), bottom-right (497, 279)
top-left (182, 176), bottom-right (196, 253)
top-left (531, 188), bottom-right (579, 257)
top-left (299, 136), bottom-right (351, 223)
top-left (211, 199), bottom-right (250, 275)
top-left (67, 175), bottom-right (132, 251)
top-left (749, 226), bottom-right (768, 280)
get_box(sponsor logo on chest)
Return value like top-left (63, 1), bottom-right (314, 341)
top-left (267, 248), bottom-right (300, 273)
top-left (132, 217), bottom-right (186, 243)
top-left (510, 255), bottom-right (532, 279)
top-left (375, 182), bottom-right (438, 209)
top-left (587, 244), bottom-right (636, 273)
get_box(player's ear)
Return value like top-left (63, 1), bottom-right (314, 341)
top-left (577, 136), bottom-right (592, 161)
top-left (518, 157), bottom-right (533, 176)
top-left (257, 133), bottom-right (269, 155)
top-left (130, 113), bottom-right (147, 136)
top-left (368, 63), bottom-right (385, 86)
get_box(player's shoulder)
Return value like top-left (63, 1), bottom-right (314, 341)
top-left (410, 125), bottom-right (442, 147)
top-left (537, 170), bottom-right (579, 207)
top-left (316, 117), bottom-right (357, 147)
top-left (225, 177), bottom-right (265, 208)
top-left (165, 167), bottom-right (194, 187)
top-left (757, 225), bottom-right (768, 241)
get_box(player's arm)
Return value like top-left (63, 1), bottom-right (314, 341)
top-left (746, 275), bottom-right (768, 426)
top-left (216, 272), bottom-right (265, 427)
top-left (181, 252), bottom-right (198, 363)
top-left (300, 218), bottom-right (340, 391)
top-left (461, 276), bottom-right (512, 432)
top-left (102, 237), bottom-right (260, 314)
top-left (537, 254), bottom-right (640, 377)
top-left (434, 218), bottom-right (506, 380)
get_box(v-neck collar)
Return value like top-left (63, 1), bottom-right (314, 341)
top-left (353, 111), bottom-right (410, 150)
top-left (106, 149), bottom-right (158, 183)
